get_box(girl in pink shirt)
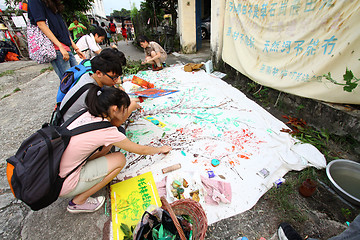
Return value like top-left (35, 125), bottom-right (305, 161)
top-left (60, 85), bottom-right (171, 213)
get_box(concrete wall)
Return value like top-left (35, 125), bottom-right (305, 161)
top-left (210, 0), bottom-right (226, 64)
top-left (178, 0), bottom-right (197, 53)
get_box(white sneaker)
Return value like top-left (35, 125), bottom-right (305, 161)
top-left (67, 196), bottom-right (105, 213)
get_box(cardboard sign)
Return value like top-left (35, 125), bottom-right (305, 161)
top-left (111, 172), bottom-right (161, 240)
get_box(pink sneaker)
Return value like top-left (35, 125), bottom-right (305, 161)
top-left (67, 196), bottom-right (105, 213)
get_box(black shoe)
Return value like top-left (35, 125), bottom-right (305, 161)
top-left (278, 223), bottom-right (302, 240)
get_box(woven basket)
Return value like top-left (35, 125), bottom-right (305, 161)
top-left (160, 196), bottom-right (208, 240)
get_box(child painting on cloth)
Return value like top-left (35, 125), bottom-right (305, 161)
top-left (121, 23), bottom-right (128, 45)
top-left (59, 48), bottom-right (134, 124)
top-left (74, 27), bottom-right (116, 63)
top-left (60, 85), bottom-right (172, 213)
top-left (139, 35), bottom-right (167, 71)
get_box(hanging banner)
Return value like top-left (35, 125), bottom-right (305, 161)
top-left (222, 0), bottom-right (360, 104)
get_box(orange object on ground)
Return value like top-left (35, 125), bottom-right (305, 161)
top-left (5, 52), bottom-right (19, 61)
top-left (6, 163), bottom-right (15, 197)
top-left (22, 3), bottom-right (28, 11)
top-left (131, 75), bottom-right (154, 89)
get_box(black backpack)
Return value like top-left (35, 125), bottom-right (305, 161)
top-left (6, 109), bottom-right (113, 211)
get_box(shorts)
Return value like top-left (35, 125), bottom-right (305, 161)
top-left (61, 156), bottom-right (109, 198)
top-left (159, 54), bottom-right (167, 63)
top-left (111, 33), bottom-right (117, 39)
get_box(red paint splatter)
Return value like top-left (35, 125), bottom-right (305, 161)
top-left (223, 129), bottom-right (265, 148)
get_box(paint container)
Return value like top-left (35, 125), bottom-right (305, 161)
top-left (274, 178), bottom-right (285, 188)
top-left (257, 168), bottom-right (269, 178)
top-left (204, 60), bottom-right (213, 74)
top-left (299, 178), bottom-right (317, 197)
top-left (211, 159), bottom-right (220, 167)
top-left (207, 170), bottom-right (215, 178)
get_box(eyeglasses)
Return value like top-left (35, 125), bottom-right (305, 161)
top-left (103, 72), bottom-right (120, 81)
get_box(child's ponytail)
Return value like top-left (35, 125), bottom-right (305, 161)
top-left (86, 85), bottom-right (131, 119)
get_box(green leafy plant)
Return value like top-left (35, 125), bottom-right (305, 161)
top-left (1, 94), bottom-right (11, 100)
top-left (296, 104), bottom-right (305, 112)
top-left (120, 223), bottom-right (135, 240)
top-left (123, 59), bottom-right (148, 76)
top-left (13, 87), bottom-right (20, 93)
top-left (40, 66), bottom-right (54, 74)
top-left (323, 68), bottom-right (359, 92)
top-left (281, 116), bottom-right (333, 160)
top-left (341, 208), bottom-right (352, 220)
top-left (0, 70), bottom-right (15, 77)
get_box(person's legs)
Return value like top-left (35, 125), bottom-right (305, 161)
top-left (112, 33), bottom-right (117, 44)
top-left (328, 214), bottom-right (360, 240)
top-left (51, 51), bottom-right (76, 80)
top-left (278, 223), bottom-right (302, 240)
top-left (69, 52), bottom-right (77, 67)
top-left (145, 56), bottom-right (152, 63)
top-left (159, 54), bottom-right (167, 65)
top-left (71, 151), bottom-right (126, 205)
top-left (150, 51), bottom-right (161, 67)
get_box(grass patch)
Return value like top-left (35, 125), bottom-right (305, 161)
top-left (1, 94), bottom-right (11, 99)
top-left (13, 87), bottom-right (21, 93)
top-left (1, 87), bottom-right (22, 100)
top-left (0, 70), bottom-right (15, 77)
top-left (266, 173), bottom-right (308, 223)
top-left (40, 66), bottom-right (53, 74)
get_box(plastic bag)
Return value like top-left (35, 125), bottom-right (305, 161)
top-left (133, 206), bottom-right (191, 240)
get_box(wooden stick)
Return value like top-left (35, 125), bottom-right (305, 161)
top-left (162, 163), bottom-right (181, 174)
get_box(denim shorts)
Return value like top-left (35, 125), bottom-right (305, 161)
top-left (61, 156), bottom-right (109, 198)
top-left (51, 50), bottom-right (77, 80)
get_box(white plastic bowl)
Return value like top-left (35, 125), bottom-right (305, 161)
top-left (326, 159), bottom-right (360, 206)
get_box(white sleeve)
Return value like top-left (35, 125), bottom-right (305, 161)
top-left (87, 35), bottom-right (101, 53)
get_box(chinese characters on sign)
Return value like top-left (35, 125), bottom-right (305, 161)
top-left (228, 0), bottom-right (334, 18)
top-left (222, 0), bottom-right (360, 103)
top-left (226, 27), bottom-right (337, 56)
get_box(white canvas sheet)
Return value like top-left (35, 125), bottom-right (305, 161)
top-left (117, 65), bottom-right (326, 224)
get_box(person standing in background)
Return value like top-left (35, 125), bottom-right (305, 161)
top-left (121, 23), bottom-right (128, 45)
top-left (28, 0), bottom-right (85, 80)
top-left (108, 19), bottom-right (117, 45)
top-left (100, 22), bottom-right (110, 46)
top-left (126, 25), bottom-right (133, 41)
top-left (68, 17), bottom-right (87, 40)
